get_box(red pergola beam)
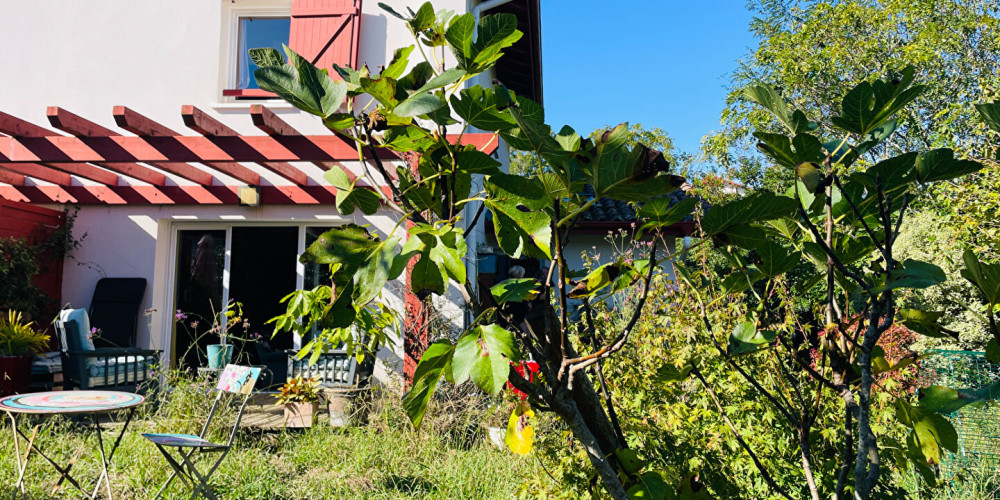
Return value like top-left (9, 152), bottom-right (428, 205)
top-left (48, 107), bottom-right (213, 186)
top-left (0, 168), bottom-right (25, 186)
top-left (113, 106), bottom-right (260, 185)
top-left (250, 104), bottom-right (346, 173)
top-left (0, 111), bottom-right (120, 185)
top-left (0, 163), bottom-right (73, 186)
top-left (181, 105), bottom-right (308, 186)
top-left (0, 184), bottom-right (341, 205)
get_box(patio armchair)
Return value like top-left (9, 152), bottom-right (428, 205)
top-left (54, 308), bottom-right (160, 391)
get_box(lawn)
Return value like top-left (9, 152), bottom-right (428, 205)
top-left (0, 378), bottom-right (544, 499)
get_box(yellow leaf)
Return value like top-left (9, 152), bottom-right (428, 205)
top-left (796, 161), bottom-right (823, 193)
top-left (504, 403), bottom-right (534, 455)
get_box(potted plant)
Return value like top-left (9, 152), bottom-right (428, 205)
top-left (276, 376), bottom-right (322, 428)
top-left (176, 301), bottom-right (248, 369)
top-left (0, 311), bottom-right (50, 396)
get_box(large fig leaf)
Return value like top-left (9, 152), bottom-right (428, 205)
top-left (403, 340), bottom-right (455, 429)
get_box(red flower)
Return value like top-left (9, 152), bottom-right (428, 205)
top-left (507, 361), bottom-right (540, 400)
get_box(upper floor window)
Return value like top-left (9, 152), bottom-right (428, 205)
top-left (222, 0), bottom-right (363, 100)
top-left (236, 17), bottom-right (291, 90)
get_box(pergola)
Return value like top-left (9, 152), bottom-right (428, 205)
top-left (0, 105), bottom-right (498, 206)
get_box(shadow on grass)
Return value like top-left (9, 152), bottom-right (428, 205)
top-left (382, 474), bottom-right (436, 495)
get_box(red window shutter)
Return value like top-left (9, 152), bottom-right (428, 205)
top-left (289, 0), bottom-right (362, 72)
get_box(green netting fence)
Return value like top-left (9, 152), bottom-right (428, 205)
top-left (917, 349), bottom-right (1000, 478)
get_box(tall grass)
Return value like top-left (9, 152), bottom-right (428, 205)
top-left (0, 372), bottom-right (545, 499)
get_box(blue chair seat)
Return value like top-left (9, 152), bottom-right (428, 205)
top-left (142, 433), bottom-right (226, 449)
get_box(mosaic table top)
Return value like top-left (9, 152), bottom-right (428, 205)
top-left (0, 391), bottom-right (145, 414)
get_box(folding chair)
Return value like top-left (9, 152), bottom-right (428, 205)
top-left (142, 364), bottom-right (261, 499)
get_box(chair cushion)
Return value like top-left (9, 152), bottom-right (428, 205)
top-left (59, 308), bottom-right (96, 352)
top-left (87, 355), bottom-right (152, 377)
top-left (142, 433), bottom-right (226, 449)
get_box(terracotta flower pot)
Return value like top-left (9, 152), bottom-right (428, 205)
top-left (283, 401), bottom-right (319, 428)
top-left (0, 355), bottom-right (33, 397)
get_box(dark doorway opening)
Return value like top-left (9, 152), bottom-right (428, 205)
top-left (228, 226), bottom-right (298, 362)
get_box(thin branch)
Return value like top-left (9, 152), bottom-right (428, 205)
top-left (560, 241), bottom-right (658, 386)
top-left (462, 203), bottom-right (486, 239)
top-left (831, 174), bottom-right (886, 257)
top-left (797, 205), bottom-right (871, 290)
top-left (581, 298), bottom-right (627, 447)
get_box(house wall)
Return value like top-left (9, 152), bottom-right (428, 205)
top-left (0, 0), bottom-right (477, 384)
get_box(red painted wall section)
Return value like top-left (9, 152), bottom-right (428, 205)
top-left (401, 151), bottom-right (429, 384)
top-left (0, 199), bottom-right (65, 344)
top-left (289, 0), bottom-right (362, 72)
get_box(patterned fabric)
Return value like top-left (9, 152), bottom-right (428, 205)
top-left (142, 433), bottom-right (225, 448)
top-left (0, 391), bottom-right (145, 414)
top-left (216, 365), bottom-right (261, 394)
top-left (87, 355), bottom-right (153, 376)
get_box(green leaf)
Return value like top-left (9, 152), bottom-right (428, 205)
top-left (450, 86), bottom-right (517, 132)
top-left (962, 249), bottom-right (1000, 304)
top-left (491, 278), bottom-right (541, 304)
top-left (378, 2), bottom-right (407, 20)
top-left (410, 254), bottom-right (446, 298)
top-left (757, 241), bottom-right (801, 278)
top-left (753, 132), bottom-right (796, 168)
top-left (638, 197), bottom-right (697, 232)
top-left (975, 102), bottom-right (1000, 132)
top-left (832, 66), bottom-right (924, 136)
top-left (395, 92), bottom-right (445, 118)
top-left (382, 45), bottom-right (414, 80)
top-left (627, 471), bottom-right (672, 500)
top-left (353, 237), bottom-right (400, 305)
top-left (452, 325), bottom-right (517, 393)
top-left (728, 322), bottom-right (775, 355)
top-left (403, 340), bottom-right (455, 429)
top-left (255, 47), bottom-right (348, 117)
top-left (918, 382), bottom-right (1000, 415)
top-left (875, 260), bottom-right (946, 294)
top-left (408, 2), bottom-right (435, 33)
top-left (469, 13), bottom-right (522, 71)
top-left (454, 149), bottom-right (501, 174)
top-left (900, 309), bottom-right (956, 339)
top-left (248, 47), bottom-right (284, 68)
top-left (300, 224), bottom-right (379, 269)
top-left (722, 268), bottom-right (764, 295)
top-left (428, 228), bottom-right (467, 284)
top-left (987, 339), bottom-right (1000, 364)
top-left (485, 174), bottom-right (552, 259)
top-left (914, 148), bottom-right (982, 183)
top-left (896, 399), bottom-right (958, 465)
top-left (701, 191), bottom-right (798, 236)
top-left (569, 263), bottom-right (626, 298)
top-left (653, 363), bottom-right (692, 384)
top-left (381, 125), bottom-right (435, 152)
top-left (445, 13), bottom-right (475, 67)
top-left (743, 85), bottom-right (792, 132)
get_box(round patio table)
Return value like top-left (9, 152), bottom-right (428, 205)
top-left (1, 390), bottom-right (145, 499)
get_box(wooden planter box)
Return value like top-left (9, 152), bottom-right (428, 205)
top-left (283, 402), bottom-right (320, 428)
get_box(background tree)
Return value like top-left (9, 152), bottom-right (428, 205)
top-left (703, 0), bottom-right (1000, 254)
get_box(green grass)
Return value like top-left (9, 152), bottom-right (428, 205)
top-left (0, 379), bottom-right (543, 499)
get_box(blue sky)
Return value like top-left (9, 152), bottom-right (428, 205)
top-left (539, 1), bottom-right (757, 159)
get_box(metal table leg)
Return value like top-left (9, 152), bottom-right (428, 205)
top-left (89, 407), bottom-right (136, 500)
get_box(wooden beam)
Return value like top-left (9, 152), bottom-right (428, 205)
top-left (0, 184), bottom-right (346, 206)
top-left (181, 105), bottom-right (308, 185)
top-left (0, 111), bottom-right (121, 185)
top-left (0, 168), bottom-right (25, 186)
top-left (250, 105), bottom-right (299, 136)
top-left (0, 163), bottom-right (73, 185)
top-left (48, 106), bottom-right (213, 185)
top-left (0, 133), bottom-right (498, 164)
top-left (114, 106), bottom-right (260, 185)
